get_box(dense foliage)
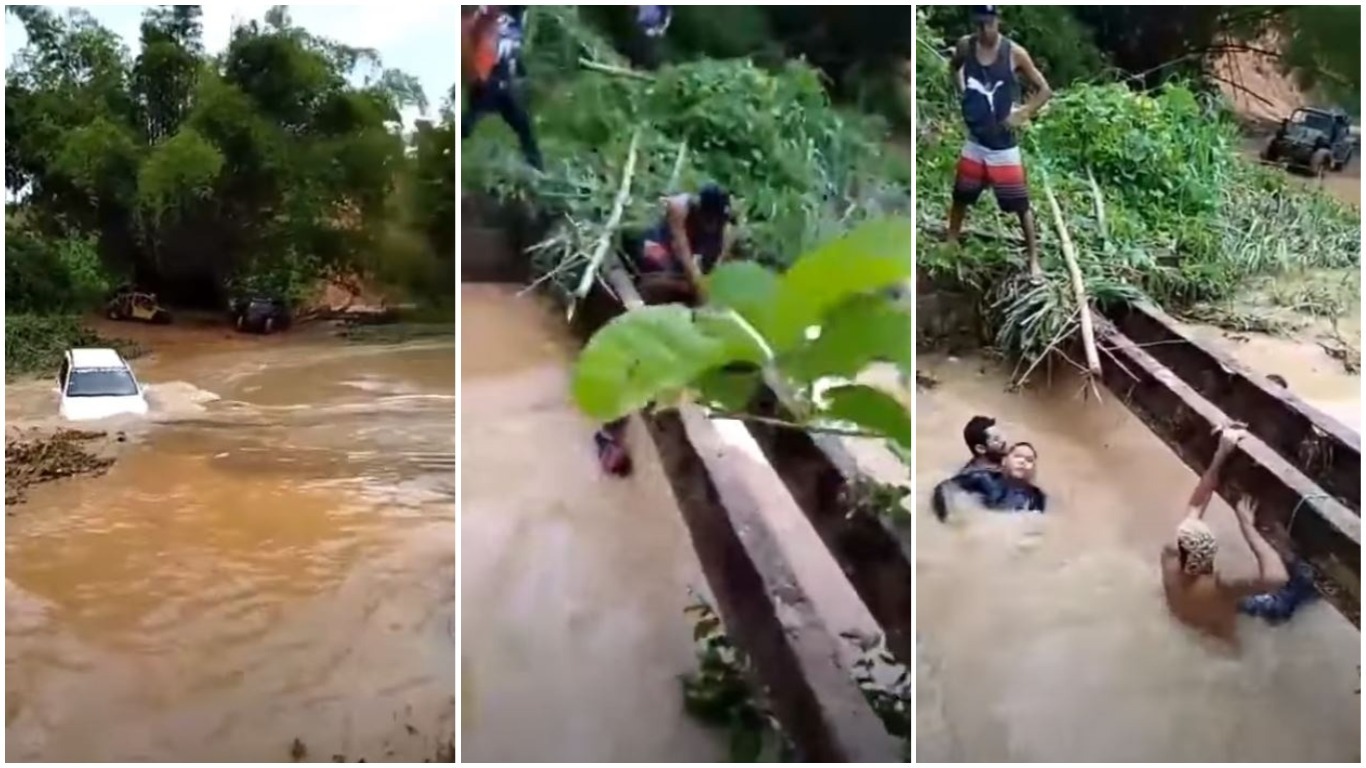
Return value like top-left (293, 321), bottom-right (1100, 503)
top-left (572, 218), bottom-right (912, 452)
top-left (6, 5), bottom-right (453, 311)
top-left (462, 6), bottom-right (910, 299)
top-left (579, 5), bottom-right (916, 109)
top-left (916, 11), bottom-right (1359, 370)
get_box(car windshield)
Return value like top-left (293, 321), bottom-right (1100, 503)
top-left (1293, 111), bottom-right (1334, 132)
top-left (66, 368), bottom-right (140, 397)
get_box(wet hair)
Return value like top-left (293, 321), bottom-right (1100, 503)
top-left (963, 415), bottom-right (996, 454)
top-left (1176, 518), bottom-right (1218, 575)
top-left (1267, 374), bottom-right (1289, 388)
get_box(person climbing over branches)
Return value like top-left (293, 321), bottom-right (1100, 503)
top-left (594, 183), bottom-right (737, 476)
top-left (1160, 422), bottom-right (1290, 645)
top-left (945, 5), bottom-right (1052, 278)
top-left (462, 5), bottom-right (543, 170)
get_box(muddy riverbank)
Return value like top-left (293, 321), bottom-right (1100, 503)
top-left (5, 321), bottom-right (455, 762)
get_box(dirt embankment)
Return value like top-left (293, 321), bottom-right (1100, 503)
top-left (1214, 39), bottom-right (1361, 208)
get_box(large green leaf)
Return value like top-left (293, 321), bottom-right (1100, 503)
top-left (707, 260), bottom-right (780, 339)
top-left (693, 306), bottom-right (771, 364)
top-left (782, 295), bottom-right (911, 384)
top-left (819, 384), bottom-right (913, 451)
top-left (695, 365), bottom-right (763, 412)
top-left (769, 217), bottom-right (912, 350)
top-left (571, 304), bottom-right (727, 421)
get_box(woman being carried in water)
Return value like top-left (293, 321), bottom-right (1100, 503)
top-left (932, 441), bottom-right (1047, 521)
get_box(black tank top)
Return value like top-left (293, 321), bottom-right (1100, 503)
top-left (960, 36), bottom-right (1018, 150)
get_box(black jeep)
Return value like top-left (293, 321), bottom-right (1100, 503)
top-left (229, 296), bottom-right (292, 334)
top-left (1262, 107), bottom-right (1357, 175)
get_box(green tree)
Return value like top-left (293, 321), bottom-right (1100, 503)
top-left (6, 4), bottom-right (443, 309)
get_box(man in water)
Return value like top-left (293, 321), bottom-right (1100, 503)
top-left (1161, 423), bottom-right (1289, 644)
top-left (933, 441), bottom-right (1046, 521)
top-left (595, 183), bottom-right (737, 476)
top-left (462, 5), bottom-right (544, 170)
top-left (946, 5), bottom-right (1052, 277)
top-left (961, 414), bottom-right (1008, 471)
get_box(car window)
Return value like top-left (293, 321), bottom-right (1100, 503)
top-left (65, 368), bottom-right (140, 397)
top-left (1297, 112), bottom-right (1333, 132)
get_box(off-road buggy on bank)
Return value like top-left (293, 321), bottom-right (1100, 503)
top-left (105, 287), bottom-right (173, 324)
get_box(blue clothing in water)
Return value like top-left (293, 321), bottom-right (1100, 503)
top-left (1238, 559), bottom-right (1317, 624)
top-left (931, 468), bottom-right (1046, 521)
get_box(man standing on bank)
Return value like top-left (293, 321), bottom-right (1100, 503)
top-left (947, 5), bottom-right (1052, 278)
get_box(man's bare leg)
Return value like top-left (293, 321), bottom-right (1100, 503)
top-left (1020, 209), bottom-right (1041, 278)
top-left (947, 201), bottom-right (968, 245)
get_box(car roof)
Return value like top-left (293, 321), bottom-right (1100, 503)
top-left (68, 348), bottom-right (127, 369)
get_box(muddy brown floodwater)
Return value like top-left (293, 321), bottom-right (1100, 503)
top-left (460, 284), bottom-right (724, 762)
top-left (5, 322), bottom-right (455, 762)
top-left (916, 355), bottom-right (1360, 763)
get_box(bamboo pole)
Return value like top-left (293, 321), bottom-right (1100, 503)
top-left (569, 129), bottom-right (641, 321)
top-left (1086, 166), bottom-right (1108, 244)
top-left (666, 140), bottom-right (689, 192)
top-left (578, 57), bottom-right (655, 81)
top-left (1041, 177), bottom-right (1102, 376)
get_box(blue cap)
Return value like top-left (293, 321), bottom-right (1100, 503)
top-left (972, 5), bottom-right (998, 17)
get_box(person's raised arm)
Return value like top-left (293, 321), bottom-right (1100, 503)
top-left (1186, 423), bottom-right (1244, 519)
top-left (1223, 499), bottom-right (1290, 598)
top-left (1007, 44), bottom-right (1053, 126)
top-left (949, 35), bottom-right (970, 93)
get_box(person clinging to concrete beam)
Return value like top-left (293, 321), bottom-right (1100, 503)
top-left (1160, 422), bottom-right (1290, 645)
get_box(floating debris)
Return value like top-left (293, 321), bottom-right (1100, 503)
top-left (5, 429), bottom-right (115, 506)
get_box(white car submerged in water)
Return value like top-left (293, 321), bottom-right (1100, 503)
top-left (58, 348), bottom-right (149, 421)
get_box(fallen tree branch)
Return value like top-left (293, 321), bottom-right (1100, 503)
top-left (578, 57), bottom-right (655, 81)
top-left (569, 129), bottom-right (641, 320)
top-left (1041, 176), bottom-right (1102, 376)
